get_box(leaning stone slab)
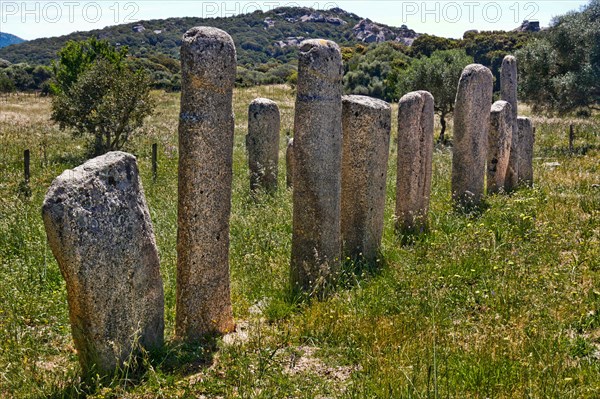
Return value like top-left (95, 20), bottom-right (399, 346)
top-left (177, 26), bottom-right (236, 341)
top-left (247, 98), bottom-right (281, 192)
top-left (396, 90), bottom-right (434, 233)
top-left (42, 151), bottom-right (164, 376)
top-left (487, 100), bottom-right (513, 194)
top-left (501, 55), bottom-right (519, 191)
top-left (451, 64), bottom-right (494, 209)
top-left (517, 116), bottom-right (535, 186)
top-left (291, 39), bottom-right (343, 296)
top-left (286, 137), bottom-right (294, 188)
top-left (341, 95), bottom-right (391, 261)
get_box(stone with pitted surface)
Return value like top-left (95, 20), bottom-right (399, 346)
top-left (341, 94), bottom-right (391, 261)
top-left (396, 90), bottom-right (434, 233)
top-left (42, 151), bottom-right (164, 376)
top-left (177, 26), bottom-right (236, 341)
top-left (291, 39), bottom-right (343, 296)
top-left (247, 98), bottom-right (280, 192)
top-left (487, 100), bottom-right (513, 194)
top-left (451, 64), bottom-right (494, 208)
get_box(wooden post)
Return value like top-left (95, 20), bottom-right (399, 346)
top-left (569, 124), bottom-right (575, 153)
top-left (24, 149), bottom-right (30, 183)
top-left (151, 143), bottom-right (158, 181)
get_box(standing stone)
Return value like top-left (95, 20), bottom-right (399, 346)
top-left (177, 27), bottom-right (236, 341)
top-left (286, 138), bottom-right (294, 188)
top-left (42, 152), bottom-right (164, 376)
top-left (517, 116), bottom-right (535, 186)
top-left (247, 98), bottom-right (281, 192)
top-left (501, 55), bottom-right (519, 191)
top-left (396, 91), bottom-right (435, 233)
top-left (341, 95), bottom-right (391, 261)
top-left (487, 100), bottom-right (513, 194)
top-left (451, 64), bottom-right (494, 209)
top-left (291, 39), bottom-right (343, 295)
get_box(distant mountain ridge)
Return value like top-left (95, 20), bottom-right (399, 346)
top-left (0, 7), bottom-right (418, 66)
top-left (0, 32), bottom-right (26, 49)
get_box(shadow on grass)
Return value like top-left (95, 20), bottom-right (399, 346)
top-left (50, 152), bottom-right (90, 169)
top-left (452, 198), bottom-right (490, 219)
top-left (40, 337), bottom-right (220, 399)
top-left (339, 254), bottom-right (387, 288)
top-left (395, 218), bottom-right (431, 247)
top-left (152, 336), bottom-right (219, 377)
top-left (285, 252), bottom-right (388, 309)
top-left (538, 144), bottom-right (600, 158)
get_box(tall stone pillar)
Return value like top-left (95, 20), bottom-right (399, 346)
top-left (451, 64), bottom-right (494, 209)
top-left (177, 27), bottom-right (236, 341)
top-left (517, 116), bottom-right (535, 186)
top-left (291, 39), bottom-right (343, 296)
top-left (341, 95), bottom-right (391, 261)
top-left (247, 98), bottom-right (281, 192)
top-left (501, 55), bottom-right (519, 191)
top-left (396, 91), bottom-right (434, 233)
top-left (487, 100), bottom-right (513, 194)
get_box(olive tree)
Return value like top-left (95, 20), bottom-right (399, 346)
top-left (517, 0), bottom-right (600, 114)
top-left (51, 39), bottom-right (154, 155)
top-left (398, 49), bottom-right (473, 143)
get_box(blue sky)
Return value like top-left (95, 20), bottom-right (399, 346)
top-left (0, 0), bottom-right (591, 40)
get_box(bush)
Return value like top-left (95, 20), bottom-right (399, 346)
top-left (0, 72), bottom-right (15, 93)
top-left (517, 0), bottom-right (600, 114)
top-left (51, 37), bottom-right (127, 95)
top-left (398, 49), bottom-right (474, 142)
top-left (51, 39), bottom-right (155, 155)
top-left (343, 42), bottom-right (410, 102)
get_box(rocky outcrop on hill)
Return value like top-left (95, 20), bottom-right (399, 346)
top-left (281, 12), bottom-right (348, 25)
top-left (264, 17), bottom-right (275, 28)
top-left (514, 20), bottom-right (540, 32)
top-left (272, 14), bottom-right (419, 48)
top-left (300, 13), bottom-right (347, 25)
top-left (352, 19), bottom-right (418, 44)
top-left (275, 36), bottom-right (305, 48)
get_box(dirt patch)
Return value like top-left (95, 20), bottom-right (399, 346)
top-left (285, 346), bottom-right (358, 383)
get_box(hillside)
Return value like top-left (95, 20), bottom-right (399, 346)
top-left (0, 32), bottom-right (26, 48)
top-left (0, 7), bottom-right (534, 97)
top-left (0, 7), bottom-right (417, 67)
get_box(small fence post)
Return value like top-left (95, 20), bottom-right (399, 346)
top-left (24, 149), bottom-right (30, 183)
top-left (569, 124), bottom-right (575, 153)
top-left (152, 143), bottom-right (158, 181)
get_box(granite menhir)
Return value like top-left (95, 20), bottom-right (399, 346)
top-left (177, 26), bottom-right (236, 341)
top-left (42, 151), bottom-right (164, 376)
top-left (291, 39), bottom-right (343, 296)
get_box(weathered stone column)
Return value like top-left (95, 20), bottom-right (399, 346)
top-left (291, 39), bottom-right (343, 295)
top-left (517, 116), bottom-right (535, 186)
top-left (451, 64), bottom-right (494, 209)
top-left (341, 95), bottom-right (391, 261)
top-left (487, 100), bottom-right (513, 194)
top-left (286, 137), bottom-right (294, 188)
top-left (177, 27), bottom-right (236, 341)
top-left (501, 55), bottom-right (519, 191)
top-left (396, 91), bottom-right (434, 233)
top-left (247, 98), bottom-right (281, 192)
top-left (42, 152), bottom-right (164, 376)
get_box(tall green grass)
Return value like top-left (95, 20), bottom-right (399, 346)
top-left (0, 87), bottom-right (598, 398)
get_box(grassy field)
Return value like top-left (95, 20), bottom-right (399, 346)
top-left (0, 85), bottom-right (599, 398)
